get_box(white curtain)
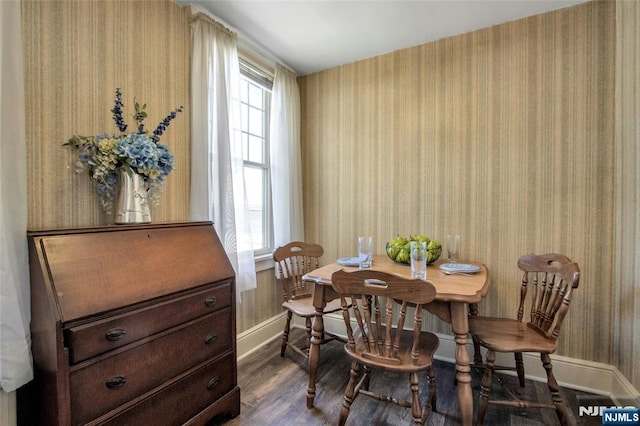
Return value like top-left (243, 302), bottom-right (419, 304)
top-left (270, 64), bottom-right (304, 248)
top-left (0, 1), bottom-right (33, 392)
top-left (190, 14), bottom-right (256, 302)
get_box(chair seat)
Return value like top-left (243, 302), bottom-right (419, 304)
top-left (345, 326), bottom-right (439, 372)
top-left (282, 296), bottom-right (343, 318)
top-left (469, 316), bottom-right (558, 354)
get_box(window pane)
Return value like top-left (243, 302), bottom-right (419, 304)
top-left (248, 135), bottom-right (264, 163)
top-left (249, 106), bottom-right (263, 137)
top-left (248, 82), bottom-right (262, 107)
top-left (244, 167), bottom-right (264, 249)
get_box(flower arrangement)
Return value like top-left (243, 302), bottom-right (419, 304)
top-left (65, 88), bottom-right (183, 213)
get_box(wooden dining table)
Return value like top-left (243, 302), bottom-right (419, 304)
top-left (302, 254), bottom-right (490, 426)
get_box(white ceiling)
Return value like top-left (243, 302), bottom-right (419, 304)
top-left (179, 0), bottom-right (589, 75)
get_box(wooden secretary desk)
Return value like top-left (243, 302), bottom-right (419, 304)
top-left (20, 222), bottom-right (240, 425)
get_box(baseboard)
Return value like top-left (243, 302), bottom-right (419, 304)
top-left (264, 314), bottom-right (640, 406)
top-left (434, 332), bottom-right (639, 404)
top-left (236, 312), bottom-right (288, 361)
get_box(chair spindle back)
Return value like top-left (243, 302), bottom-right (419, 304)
top-left (331, 269), bottom-right (437, 367)
top-left (273, 241), bottom-right (324, 301)
top-left (516, 253), bottom-right (580, 340)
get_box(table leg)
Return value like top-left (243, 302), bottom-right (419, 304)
top-left (306, 306), bottom-right (324, 408)
top-left (451, 302), bottom-right (473, 426)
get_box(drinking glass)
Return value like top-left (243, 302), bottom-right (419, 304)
top-left (446, 234), bottom-right (460, 263)
top-left (358, 236), bottom-right (373, 269)
top-left (410, 241), bottom-right (427, 279)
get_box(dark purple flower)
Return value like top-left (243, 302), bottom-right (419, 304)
top-left (111, 88), bottom-right (128, 132)
top-left (152, 106), bottom-right (183, 141)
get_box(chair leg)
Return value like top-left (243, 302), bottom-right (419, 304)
top-left (427, 365), bottom-right (437, 413)
top-left (476, 349), bottom-right (495, 426)
top-left (340, 361), bottom-right (361, 426)
top-left (541, 353), bottom-right (575, 426)
top-left (468, 303), bottom-right (484, 366)
top-left (410, 372), bottom-right (423, 424)
top-left (515, 352), bottom-right (525, 387)
top-left (362, 364), bottom-right (371, 391)
top-left (305, 316), bottom-right (312, 349)
top-left (281, 311), bottom-right (292, 357)
top-left (472, 336), bottom-right (484, 366)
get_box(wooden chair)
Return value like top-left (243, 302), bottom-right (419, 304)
top-left (468, 253), bottom-right (580, 426)
top-left (272, 241), bottom-right (344, 359)
top-left (330, 269), bottom-right (439, 426)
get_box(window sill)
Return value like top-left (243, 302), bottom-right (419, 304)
top-left (255, 252), bottom-right (274, 272)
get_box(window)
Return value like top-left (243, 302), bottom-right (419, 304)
top-left (238, 60), bottom-right (273, 256)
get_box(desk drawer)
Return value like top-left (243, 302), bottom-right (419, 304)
top-left (66, 282), bottom-right (231, 363)
top-left (70, 308), bottom-right (231, 425)
top-left (100, 353), bottom-right (237, 425)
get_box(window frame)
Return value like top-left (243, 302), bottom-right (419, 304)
top-left (238, 57), bottom-right (274, 263)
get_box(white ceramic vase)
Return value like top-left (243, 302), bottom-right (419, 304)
top-left (114, 168), bottom-right (151, 224)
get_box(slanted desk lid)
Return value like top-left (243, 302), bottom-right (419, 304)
top-left (32, 223), bottom-right (234, 322)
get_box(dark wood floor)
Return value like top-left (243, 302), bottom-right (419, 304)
top-left (209, 330), bottom-right (611, 425)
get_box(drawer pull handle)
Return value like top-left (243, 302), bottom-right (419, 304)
top-left (205, 296), bottom-right (217, 307)
top-left (106, 376), bottom-right (126, 389)
top-left (105, 328), bottom-right (127, 341)
top-left (204, 333), bottom-right (217, 345)
top-left (207, 377), bottom-right (219, 390)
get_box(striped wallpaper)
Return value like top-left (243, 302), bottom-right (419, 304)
top-left (20, 0), bottom-right (639, 393)
top-left (299, 0), bottom-right (626, 379)
top-left (22, 0), bottom-right (191, 229)
top-left (614, 0), bottom-right (640, 391)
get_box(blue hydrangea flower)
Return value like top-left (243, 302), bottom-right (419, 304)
top-left (155, 144), bottom-right (175, 179)
top-left (115, 134), bottom-right (159, 172)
